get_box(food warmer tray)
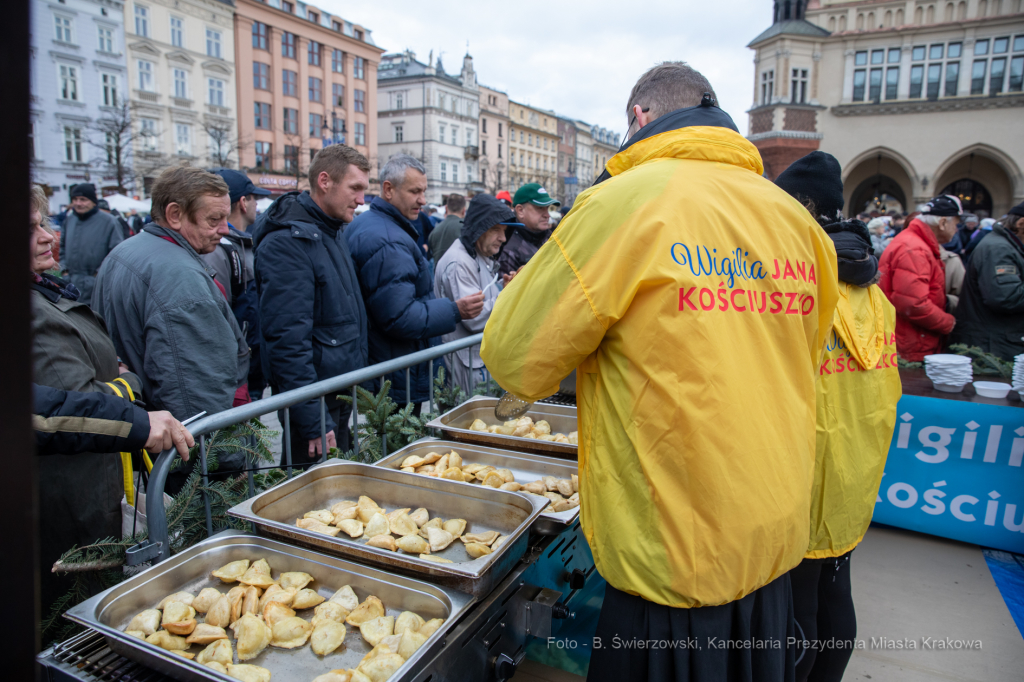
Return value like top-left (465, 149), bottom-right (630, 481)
top-left (375, 439), bottom-right (579, 536)
top-left (227, 461), bottom-right (547, 597)
top-left (425, 396), bottom-right (578, 459)
top-left (64, 530), bottom-right (474, 682)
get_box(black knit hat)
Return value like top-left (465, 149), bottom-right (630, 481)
top-left (920, 194), bottom-right (963, 217)
top-left (69, 183), bottom-right (98, 204)
top-left (774, 151), bottom-right (844, 220)
top-left (1007, 201), bottom-right (1024, 217)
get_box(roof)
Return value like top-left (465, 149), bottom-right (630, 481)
top-left (747, 19), bottom-right (830, 47)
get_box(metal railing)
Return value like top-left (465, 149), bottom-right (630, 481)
top-left (131, 333), bottom-right (484, 565)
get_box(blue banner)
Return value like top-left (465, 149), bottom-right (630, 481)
top-left (873, 394), bottom-right (1024, 553)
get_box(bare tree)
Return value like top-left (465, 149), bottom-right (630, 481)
top-left (84, 102), bottom-right (134, 193)
top-left (480, 158), bottom-right (507, 195)
top-left (202, 118), bottom-right (247, 169)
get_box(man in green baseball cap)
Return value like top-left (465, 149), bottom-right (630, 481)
top-left (497, 183), bottom-right (560, 275)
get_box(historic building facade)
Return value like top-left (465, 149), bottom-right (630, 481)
top-left (377, 51), bottom-right (482, 204)
top-left (125, 0), bottom-right (236, 196)
top-left (31, 0), bottom-right (129, 211)
top-left (508, 101), bottom-right (559, 192)
top-left (748, 0), bottom-right (1024, 216)
top-left (234, 0), bottom-right (380, 196)
top-left (557, 117), bottom-right (578, 205)
top-left (592, 126), bottom-right (619, 185)
top-left (478, 84), bottom-right (509, 195)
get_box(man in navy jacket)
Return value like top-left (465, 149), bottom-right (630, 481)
top-left (253, 145), bottom-right (370, 464)
top-left (345, 154), bottom-right (483, 406)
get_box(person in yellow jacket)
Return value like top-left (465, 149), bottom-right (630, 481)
top-left (774, 153), bottom-right (901, 682)
top-left (481, 62), bottom-right (840, 682)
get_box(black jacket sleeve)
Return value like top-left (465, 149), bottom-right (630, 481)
top-left (34, 383), bottom-right (151, 456)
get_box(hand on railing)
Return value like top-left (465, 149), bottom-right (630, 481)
top-left (145, 411), bottom-right (195, 461)
top-left (309, 430), bottom-right (337, 459)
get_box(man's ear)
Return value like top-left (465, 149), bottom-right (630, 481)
top-left (634, 105), bottom-right (650, 129)
top-left (164, 202), bottom-right (183, 229)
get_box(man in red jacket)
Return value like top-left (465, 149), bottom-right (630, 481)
top-left (879, 195), bottom-right (960, 360)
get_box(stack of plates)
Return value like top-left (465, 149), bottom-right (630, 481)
top-left (1012, 354), bottom-right (1024, 393)
top-left (924, 354), bottom-right (973, 392)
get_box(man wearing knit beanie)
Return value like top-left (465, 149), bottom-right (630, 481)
top-left (774, 151), bottom-right (845, 223)
top-left (60, 183), bottom-right (124, 306)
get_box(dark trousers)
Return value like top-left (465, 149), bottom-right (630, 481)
top-left (790, 552), bottom-right (856, 682)
top-left (587, 575), bottom-right (795, 682)
top-left (279, 401), bottom-right (351, 469)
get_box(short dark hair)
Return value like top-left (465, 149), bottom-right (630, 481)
top-left (446, 193), bottom-right (466, 214)
top-left (151, 166), bottom-right (229, 225)
top-left (625, 62), bottom-right (716, 125)
top-left (308, 144), bottom-right (371, 192)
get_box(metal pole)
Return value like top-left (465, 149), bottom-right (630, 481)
top-left (246, 433), bottom-right (255, 499)
top-left (352, 386), bottom-right (359, 461)
top-left (284, 407), bottom-right (292, 478)
top-left (200, 435), bottom-right (212, 536)
top-left (406, 367), bottom-right (411, 407)
top-left (429, 358), bottom-right (435, 414)
top-left (320, 396), bottom-right (328, 463)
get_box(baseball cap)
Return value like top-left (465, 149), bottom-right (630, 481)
top-left (210, 168), bottom-right (271, 203)
top-left (496, 190), bottom-right (513, 205)
top-left (513, 183), bottom-right (560, 207)
top-left (920, 195), bottom-right (963, 217)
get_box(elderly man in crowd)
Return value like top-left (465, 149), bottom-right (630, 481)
top-left (254, 145), bottom-right (370, 464)
top-left (93, 167), bottom-right (250, 486)
top-left (496, 183), bottom-right (560, 276)
top-left (346, 154), bottom-right (483, 408)
top-left (434, 194), bottom-right (520, 396)
top-left (951, 201), bottom-right (1024, 360)
top-left (60, 183), bottom-right (124, 306)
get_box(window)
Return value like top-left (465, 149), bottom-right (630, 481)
top-left (948, 42), bottom-right (962, 59)
top-left (354, 89), bottom-right (365, 112)
top-left (451, 127), bottom-right (458, 144)
top-left (888, 48), bottom-right (901, 63)
top-left (945, 62), bottom-right (960, 96)
top-left (886, 67), bottom-right (899, 99)
top-left (353, 122), bottom-right (365, 146)
top-left (990, 57), bottom-right (1006, 95)
top-left (332, 49), bottom-right (344, 73)
top-left (396, 93), bottom-right (403, 109)
top-left (481, 118), bottom-right (487, 133)
top-left (140, 118), bottom-right (157, 150)
top-left (498, 143), bottom-right (502, 157)
top-left (482, 139), bottom-right (487, 155)
top-left (284, 145), bottom-right (298, 173)
top-left (282, 32), bottom-right (296, 59)
top-left (282, 70), bottom-right (297, 97)
top-left (353, 57), bottom-right (365, 79)
top-left (58, 64), bottom-right (78, 101)
top-left (283, 107), bottom-right (298, 134)
top-left (791, 68), bottom-right (808, 103)
top-left (173, 69), bottom-right (187, 99)
top-left (308, 40), bottom-right (321, 66)
top-left (252, 22), bottom-right (268, 50)
top-left (972, 60), bottom-right (987, 94)
top-left (912, 45), bottom-right (926, 61)
top-left (54, 14), bottom-right (73, 43)
top-left (310, 148), bottom-right (318, 162)
top-left (308, 10), bottom-right (318, 23)
top-left (101, 72), bottom-right (119, 106)
top-left (910, 64), bottom-right (924, 97)
top-left (871, 49), bottom-right (885, 65)
top-left (993, 37), bottom-right (1009, 54)
top-left (281, 1), bottom-right (293, 13)
top-left (498, 122), bottom-right (503, 137)
top-left (170, 16), bottom-right (183, 48)
top-left (440, 161), bottom-right (447, 181)
top-left (761, 70), bottom-right (774, 104)
top-left (332, 20), bottom-right (342, 31)
top-left (520, 131), bottom-right (524, 143)
top-left (63, 126), bottom-right (82, 162)
top-left (104, 132), bottom-right (117, 163)
top-left (1010, 56), bottom-right (1024, 92)
top-left (520, 152), bottom-right (524, 165)
top-left (855, 51), bottom-right (868, 66)
top-left (853, 69), bottom-right (866, 101)
top-left (466, 130), bottom-right (472, 146)
top-left (394, 125), bottom-right (403, 142)
top-left (254, 102), bottom-right (271, 129)
top-left (975, 39), bottom-right (990, 56)
top-left (543, 139), bottom-right (549, 150)
top-left (134, 5), bottom-right (149, 37)
top-left (137, 59), bottom-right (154, 91)
top-left (309, 113), bottom-right (323, 137)
top-left (98, 26), bottom-right (114, 52)
top-left (309, 77), bottom-right (322, 102)
top-left (439, 124), bottom-right (445, 140)
top-left (452, 163), bottom-right (458, 183)
top-left (253, 62), bottom-right (270, 90)
top-left (175, 124), bottom-right (191, 156)
top-left (926, 64), bottom-right (941, 98)
top-left (332, 83), bottom-right (344, 105)
top-left (254, 141), bottom-right (271, 168)
top-left (206, 29), bottom-right (221, 58)
top-left (208, 78), bottom-right (224, 106)
top-left (355, 29), bottom-right (363, 41)
top-left (929, 44), bottom-right (943, 60)
top-left (528, 134), bottom-right (532, 146)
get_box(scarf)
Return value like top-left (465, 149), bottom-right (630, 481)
top-left (32, 272), bottom-right (80, 300)
top-left (822, 220), bottom-right (879, 287)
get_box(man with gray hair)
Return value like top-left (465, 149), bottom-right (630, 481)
top-left (346, 154), bottom-right (484, 407)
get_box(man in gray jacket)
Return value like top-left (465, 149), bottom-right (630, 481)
top-left (93, 167), bottom-right (250, 429)
top-left (434, 193), bottom-right (520, 395)
top-left (60, 183), bottom-right (124, 305)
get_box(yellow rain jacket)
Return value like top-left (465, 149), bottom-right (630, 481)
top-left (808, 283), bottom-right (901, 558)
top-left (481, 124), bottom-right (840, 608)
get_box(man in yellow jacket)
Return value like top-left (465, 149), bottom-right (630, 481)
top-left (775, 152), bottom-right (901, 682)
top-left (481, 63), bottom-right (839, 682)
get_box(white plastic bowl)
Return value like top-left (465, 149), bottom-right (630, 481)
top-left (973, 381), bottom-right (1012, 399)
top-left (932, 381), bottom-right (967, 393)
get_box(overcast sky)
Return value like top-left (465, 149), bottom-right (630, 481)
top-left (317, 0), bottom-right (771, 137)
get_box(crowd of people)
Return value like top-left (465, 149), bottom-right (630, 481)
top-left (28, 57), bottom-right (1023, 681)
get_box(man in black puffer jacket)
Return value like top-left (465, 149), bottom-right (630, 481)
top-left (253, 145), bottom-right (370, 465)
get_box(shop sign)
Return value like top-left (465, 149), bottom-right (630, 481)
top-left (257, 176), bottom-right (298, 189)
top-left (872, 395), bottom-right (1024, 553)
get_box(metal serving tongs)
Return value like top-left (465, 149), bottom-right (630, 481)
top-left (494, 392), bottom-right (532, 421)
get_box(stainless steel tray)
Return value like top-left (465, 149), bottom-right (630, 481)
top-left (375, 439), bottom-right (579, 535)
top-left (426, 396), bottom-right (578, 458)
top-left (227, 461), bottom-right (547, 596)
top-left (65, 530), bottom-right (474, 682)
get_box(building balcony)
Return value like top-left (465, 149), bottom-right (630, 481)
top-left (206, 104), bottom-right (232, 118)
top-left (135, 90), bottom-right (159, 103)
top-left (464, 145), bottom-right (479, 160)
top-left (171, 97), bottom-right (193, 109)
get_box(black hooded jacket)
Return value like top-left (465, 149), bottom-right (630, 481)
top-left (252, 191), bottom-right (368, 438)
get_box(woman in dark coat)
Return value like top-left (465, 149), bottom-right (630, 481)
top-left (29, 186), bottom-right (144, 622)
